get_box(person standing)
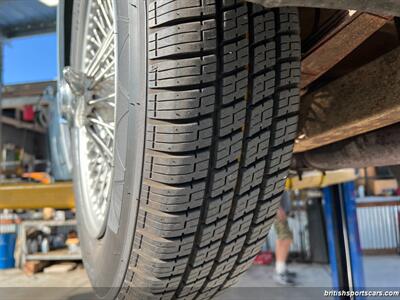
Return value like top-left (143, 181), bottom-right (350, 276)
top-left (273, 191), bottom-right (297, 285)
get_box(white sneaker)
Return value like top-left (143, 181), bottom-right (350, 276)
top-left (273, 272), bottom-right (296, 286)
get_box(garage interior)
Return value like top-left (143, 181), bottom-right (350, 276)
top-left (0, 1), bottom-right (399, 300)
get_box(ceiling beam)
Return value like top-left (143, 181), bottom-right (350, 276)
top-left (3, 21), bottom-right (56, 39)
top-left (1, 96), bottom-right (49, 109)
top-left (2, 81), bottom-right (56, 98)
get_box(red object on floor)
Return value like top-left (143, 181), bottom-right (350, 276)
top-left (253, 251), bottom-right (273, 265)
top-left (23, 105), bottom-right (35, 122)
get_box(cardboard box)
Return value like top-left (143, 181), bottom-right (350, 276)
top-left (368, 179), bottom-right (398, 196)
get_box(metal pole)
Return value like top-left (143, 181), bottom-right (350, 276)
top-left (0, 34), bottom-right (3, 180)
top-left (341, 182), bottom-right (365, 291)
top-left (323, 186), bottom-right (346, 292)
top-left (323, 183), bottom-right (366, 300)
top-left (338, 184), bottom-right (355, 295)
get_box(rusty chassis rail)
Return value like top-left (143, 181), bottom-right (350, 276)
top-left (295, 46), bottom-right (400, 153)
top-left (247, 0), bottom-right (400, 16)
top-left (300, 12), bottom-right (392, 90)
top-left (294, 123), bottom-right (400, 170)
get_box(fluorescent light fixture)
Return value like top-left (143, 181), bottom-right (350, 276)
top-left (39, 0), bottom-right (59, 7)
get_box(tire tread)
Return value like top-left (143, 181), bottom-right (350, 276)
top-left (118, 2), bottom-right (300, 299)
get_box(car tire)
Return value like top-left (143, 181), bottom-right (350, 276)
top-left (69, 0), bottom-right (301, 299)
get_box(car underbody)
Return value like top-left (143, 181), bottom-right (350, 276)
top-left (250, 0), bottom-right (400, 170)
top-left (249, 0), bottom-right (400, 16)
top-left (59, 0), bottom-right (400, 171)
top-left (53, 1), bottom-right (400, 298)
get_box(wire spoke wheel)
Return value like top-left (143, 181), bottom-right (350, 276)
top-left (75, 0), bottom-right (116, 238)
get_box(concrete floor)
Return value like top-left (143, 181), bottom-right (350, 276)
top-left (0, 256), bottom-right (399, 300)
top-left (220, 255), bottom-right (400, 300)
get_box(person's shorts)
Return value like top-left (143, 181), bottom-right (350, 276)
top-left (274, 218), bottom-right (293, 240)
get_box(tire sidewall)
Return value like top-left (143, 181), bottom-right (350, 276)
top-left (70, 0), bottom-right (148, 298)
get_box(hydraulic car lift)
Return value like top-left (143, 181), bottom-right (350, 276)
top-left (0, 173), bottom-right (366, 296)
top-left (323, 181), bottom-right (365, 300)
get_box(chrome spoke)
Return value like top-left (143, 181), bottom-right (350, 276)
top-left (89, 36), bottom-right (100, 48)
top-left (88, 116), bottom-right (114, 136)
top-left (71, 0), bottom-right (116, 236)
top-left (94, 160), bottom-right (108, 195)
top-left (98, 1), bottom-right (112, 29)
top-left (88, 93), bottom-right (115, 105)
top-left (93, 160), bottom-right (105, 190)
top-left (86, 126), bottom-right (113, 159)
top-left (90, 60), bottom-right (114, 89)
top-left (99, 172), bottom-right (110, 202)
top-left (93, 28), bottom-right (102, 46)
top-left (106, 0), bottom-right (113, 15)
top-left (85, 30), bottom-right (113, 75)
top-left (91, 71), bottom-right (115, 89)
top-left (87, 45), bottom-right (114, 78)
top-left (93, 14), bottom-right (107, 37)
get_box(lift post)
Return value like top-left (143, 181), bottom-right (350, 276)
top-left (0, 34), bottom-right (3, 173)
top-left (323, 181), bottom-right (365, 300)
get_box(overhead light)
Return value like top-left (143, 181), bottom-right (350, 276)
top-left (39, 0), bottom-right (59, 7)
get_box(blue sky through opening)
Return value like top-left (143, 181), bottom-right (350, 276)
top-left (3, 33), bottom-right (57, 85)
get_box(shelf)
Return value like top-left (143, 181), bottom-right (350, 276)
top-left (357, 196), bottom-right (400, 203)
top-left (2, 115), bottom-right (47, 134)
top-left (22, 219), bottom-right (77, 227)
top-left (20, 218), bottom-right (81, 266)
top-left (26, 249), bottom-right (81, 261)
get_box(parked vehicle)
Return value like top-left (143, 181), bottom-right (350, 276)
top-left (58, 0), bottom-right (400, 298)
